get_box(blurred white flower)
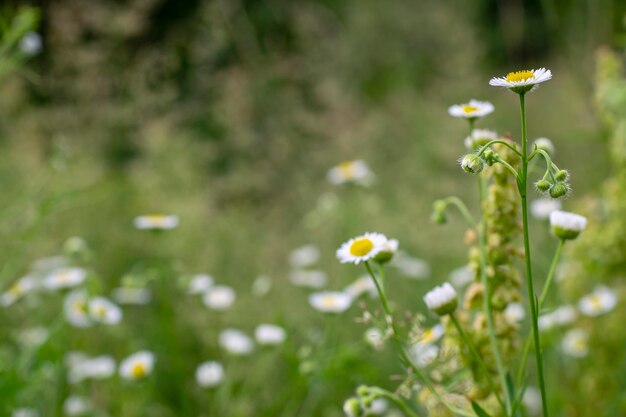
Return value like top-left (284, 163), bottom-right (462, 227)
top-left (504, 302), bottom-right (526, 324)
top-left (89, 297), bottom-right (122, 325)
top-left (391, 252), bottom-right (430, 279)
top-left (219, 329), bottom-right (254, 355)
top-left (308, 291), bottom-right (353, 314)
top-left (188, 274), bottom-right (214, 294)
top-left (19, 31), bottom-right (42, 56)
top-left (111, 287), bottom-right (152, 305)
top-left (251, 275), bottom-right (272, 297)
top-left (538, 305), bottom-right (577, 331)
top-left (133, 214), bottom-right (179, 230)
top-left (530, 198), bottom-right (561, 220)
top-left (523, 387), bottom-right (542, 416)
top-left (30, 256), bottom-right (68, 273)
top-left (562, 329), bottom-right (589, 358)
top-left (196, 361), bottom-right (224, 387)
top-left (289, 245), bottom-right (321, 268)
top-left (1, 276), bottom-right (38, 307)
top-left (449, 266), bottom-right (473, 288)
top-left (17, 327), bottom-right (49, 348)
top-left (533, 137), bottom-right (555, 155)
top-left (12, 408), bottom-right (38, 417)
top-left (408, 343), bottom-right (439, 368)
top-left (288, 270), bottom-right (327, 289)
top-left (364, 327), bottom-right (385, 350)
top-left (448, 100), bottom-right (494, 119)
top-left (417, 324), bottom-right (444, 345)
top-left (578, 286), bottom-right (617, 317)
top-left (119, 351), bottom-right (155, 380)
top-left (43, 268), bottom-right (86, 290)
top-left (423, 283), bottom-right (457, 316)
top-left (464, 129), bottom-right (498, 150)
top-left (203, 285), bottom-right (236, 311)
top-left (67, 354), bottom-right (116, 383)
top-left (337, 233), bottom-right (387, 265)
top-left (255, 324), bottom-right (287, 345)
top-left (327, 160), bottom-right (374, 186)
top-left (344, 275), bottom-right (377, 299)
top-left (365, 398), bottom-right (388, 415)
top-left (63, 290), bottom-right (93, 328)
top-left (63, 395), bottom-right (90, 416)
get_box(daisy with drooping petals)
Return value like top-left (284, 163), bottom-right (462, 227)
top-left (309, 291), bottom-right (353, 314)
top-left (336, 233), bottom-right (387, 264)
top-left (119, 351), bottom-right (155, 380)
top-left (448, 99), bottom-right (494, 119)
top-left (578, 286), bottom-right (617, 317)
top-left (489, 68), bottom-right (552, 94)
top-left (133, 214), bottom-right (179, 230)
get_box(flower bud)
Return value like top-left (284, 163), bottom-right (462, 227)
top-left (343, 397), bottom-right (363, 417)
top-left (483, 149), bottom-right (498, 166)
top-left (431, 200), bottom-right (447, 224)
top-left (550, 210), bottom-right (587, 240)
top-left (555, 170), bottom-right (569, 182)
top-left (423, 282), bottom-right (458, 316)
top-left (374, 239), bottom-right (398, 264)
top-left (460, 154), bottom-right (484, 174)
top-left (356, 385), bottom-right (370, 397)
top-left (549, 182), bottom-right (569, 199)
top-left (535, 179), bottom-right (552, 193)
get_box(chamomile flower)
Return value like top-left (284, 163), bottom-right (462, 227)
top-left (1, 276), bottom-right (38, 307)
top-left (219, 329), bottom-right (254, 355)
top-left (489, 68), bottom-right (552, 94)
top-left (119, 351), bottom-right (155, 380)
top-left (254, 324), bottom-right (287, 345)
top-left (196, 361), bottom-right (224, 387)
top-left (289, 244), bottom-right (321, 268)
top-left (538, 305), bottom-right (577, 331)
top-left (423, 283), bottom-right (458, 316)
top-left (408, 343), bottom-right (439, 368)
top-left (337, 233), bottom-right (387, 265)
top-left (67, 354), bottom-right (116, 383)
top-left (309, 291), bottom-right (353, 314)
top-left (417, 324), bottom-right (445, 345)
top-left (289, 270), bottom-right (327, 288)
top-left (464, 129), bottom-right (499, 150)
top-left (88, 296), bottom-right (122, 325)
top-left (373, 238), bottom-right (399, 264)
top-left (111, 287), bottom-right (152, 305)
top-left (578, 286), bottom-right (617, 317)
top-left (531, 197), bottom-right (561, 220)
top-left (327, 160), bottom-right (374, 186)
top-left (63, 290), bottom-right (93, 328)
top-left (133, 214), bottom-right (179, 230)
top-left (550, 210), bottom-right (587, 240)
top-left (448, 99), bottom-right (494, 119)
top-left (42, 267), bottom-right (86, 290)
top-left (202, 285), bottom-right (236, 311)
top-left (187, 274), bottom-right (214, 294)
top-left (561, 329), bottom-right (589, 358)
top-left (344, 275), bottom-right (378, 299)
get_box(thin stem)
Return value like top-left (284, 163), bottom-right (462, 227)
top-left (369, 387), bottom-right (422, 417)
top-left (363, 262), bottom-right (474, 417)
top-left (450, 314), bottom-right (505, 412)
top-left (476, 140), bottom-right (524, 159)
top-left (518, 92), bottom-right (549, 417)
top-left (495, 156), bottom-right (521, 179)
top-left (442, 196), bottom-right (477, 227)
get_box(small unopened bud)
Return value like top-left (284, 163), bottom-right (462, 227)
top-left (549, 182), bottom-right (569, 199)
top-left (361, 395), bottom-right (374, 408)
top-left (374, 239), bottom-right (398, 264)
top-left (431, 200), bottom-right (447, 224)
top-left (555, 170), bottom-right (569, 182)
top-left (535, 179), bottom-right (552, 193)
top-left (483, 149), bottom-right (498, 166)
top-left (550, 210), bottom-right (587, 240)
top-left (343, 397), bottom-right (363, 417)
top-left (356, 385), bottom-right (370, 397)
top-left (460, 154), bottom-right (484, 174)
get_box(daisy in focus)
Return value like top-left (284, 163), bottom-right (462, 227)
top-left (119, 351), bottom-right (155, 380)
top-left (133, 214), bottom-right (179, 230)
top-left (489, 68), bottom-right (552, 94)
top-left (578, 286), bottom-right (617, 317)
top-left (336, 232), bottom-right (387, 264)
top-left (327, 160), bottom-right (374, 186)
top-left (448, 99), bottom-right (494, 119)
top-left (309, 291), bottom-right (353, 313)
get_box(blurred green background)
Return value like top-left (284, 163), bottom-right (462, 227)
top-left (0, 0), bottom-right (625, 416)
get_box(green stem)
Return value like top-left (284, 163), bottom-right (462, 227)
top-left (476, 140), bottom-right (524, 159)
top-left (442, 196), bottom-right (477, 227)
top-left (518, 92), bottom-right (549, 417)
top-left (369, 387), bottom-right (422, 417)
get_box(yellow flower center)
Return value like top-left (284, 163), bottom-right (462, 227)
top-left (95, 306), bottom-right (107, 318)
top-left (338, 161), bottom-right (355, 178)
top-left (321, 296), bottom-right (338, 308)
top-left (421, 328), bottom-right (434, 343)
top-left (9, 283), bottom-right (23, 295)
top-left (573, 338), bottom-right (587, 351)
top-left (145, 215), bottom-right (167, 225)
top-left (131, 363), bottom-right (146, 378)
top-left (462, 105), bottom-right (478, 113)
top-left (589, 295), bottom-right (602, 309)
top-left (505, 70), bottom-right (535, 83)
top-left (73, 301), bottom-right (86, 313)
top-left (349, 238), bottom-right (374, 256)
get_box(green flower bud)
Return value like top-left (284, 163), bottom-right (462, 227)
top-left (549, 182), bottom-right (569, 199)
top-left (483, 149), bottom-right (498, 166)
top-left (460, 154), bottom-right (484, 174)
top-left (356, 385), bottom-right (370, 397)
top-left (555, 169), bottom-right (569, 182)
top-left (343, 397), bottom-right (363, 417)
top-left (535, 179), bottom-right (552, 193)
top-left (431, 200), bottom-right (447, 224)
top-left (374, 239), bottom-right (398, 264)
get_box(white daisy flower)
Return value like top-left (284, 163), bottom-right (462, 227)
top-left (288, 244), bottom-right (321, 268)
top-left (364, 327), bottom-right (385, 350)
top-left (12, 409), bottom-right (38, 417)
top-left (365, 398), bottom-right (389, 415)
top-left (489, 68), bottom-right (552, 93)
top-left (550, 210), bottom-right (587, 240)
top-left (538, 305), bottom-right (577, 331)
top-left (19, 31), bottom-right (42, 56)
top-left (17, 327), bottom-right (49, 347)
top-left (202, 285), bottom-right (236, 311)
top-left (449, 266), bottom-right (474, 288)
top-left (111, 287), bottom-right (152, 305)
top-left (448, 99), bottom-right (494, 119)
top-left (327, 160), bottom-right (374, 186)
top-left (391, 252), bottom-right (430, 279)
top-left (464, 129), bottom-right (499, 150)
top-left (67, 354), bottom-right (116, 384)
top-left (417, 324), bottom-right (445, 345)
top-left (251, 275), bottom-right (272, 297)
top-left (578, 286), bottom-right (617, 317)
top-left (196, 361), bottom-right (224, 388)
top-left (533, 137), bottom-right (555, 154)
top-left (504, 302), bottom-right (526, 324)
top-left (63, 395), bottom-right (90, 416)
top-left (373, 238), bottom-right (399, 264)
top-left (119, 351), bottom-right (155, 380)
top-left (408, 343), bottom-right (439, 368)
top-left (561, 329), bottom-right (589, 358)
top-left (254, 324), bottom-right (287, 345)
top-left (344, 275), bottom-right (378, 299)
top-left (1, 276), bottom-right (38, 307)
top-left (63, 290), bottom-right (93, 328)
top-left (423, 283), bottom-right (458, 316)
top-left (188, 274), bottom-right (214, 294)
top-left (336, 233), bottom-right (387, 265)
top-left (531, 198), bottom-right (561, 220)
top-left (288, 270), bottom-right (327, 288)
top-left (522, 387), bottom-right (542, 416)
top-left (308, 291), bottom-right (353, 314)
top-left (219, 329), bottom-right (254, 355)
top-left (133, 214), bottom-right (179, 230)
top-left (89, 297), bottom-right (122, 325)
top-left (42, 268), bottom-right (86, 290)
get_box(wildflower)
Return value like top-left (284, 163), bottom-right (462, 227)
top-left (12, 409), bottom-right (38, 417)
top-left (578, 286), bottom-right (617, 317)
top-left (67, 354), bottom-right (116, 383)
top-left (489, 68), bottom-right (552, 94)
top-left (392, 253), bottom-right (430, 279)
top-left (561, 329), bottom-right (589, 358)
top-left (365, 398), bottom-right (388, 415)
top-left (17, 327), bottom-right (49, 347)
top-left (111, 287), bottom-right (152, 305)
top-left (288, 269), bottom-right (328, 288)
top-left (251, 275), bottom-right (273, 296)
top-left (460, 154), bottom-right (484, 174)
top-left (530, 197), bottom-right (561, 220)
top-left (64, 236), bottom-right (89, 257)
top-left (336, 233), bottom-right (388, 264)
top-left (373, 238), bottom-right (399, 264)
top-left (1, 276), bottom-right (38, 307)
top-left (63, 290), bottom-right (93, 328)
top-left (196, 361), bottom-right (224, 387)
top-left (364, 327), bottom-right (385, 350)
top-left (448, 100), bottom-right (494, 119)
top-left (327, 160), bottom-right (374, 186)
top-left (309, 291), bottom-right (353, 313)
top-left (538, 305), bottom-right (577, 331)
top-left (187, 274), bottom-right (214, 294)
top-left (504, 302), bottom-right (526, 324)
top-left (344, 275), bottom-right (378, 299)
top-left (423, 283), bottom-right (458, 316)
top-left (30, 256), bottom-right (68, 272)
top-left (550, 210), bottom-right (587, 240)
top-left (88, 297), bottom-right (122, 325)
top-left (417, 324), bottom-right (444, 345)
top-left (548, 182), bottom-right (569, 199)
top-left (133, 214), bottom-right (179, 230)
top-left (43, 268), bottom-right (86, 290)
top-left (119, 351), bottom-right (155, 380)
top-left (255, 324), bottom-right (287, 345)
top-left (219, 329), bottom-right (254, 355)
top-left (19, 31), bottom-right (42, 56)
top-left (533, 137), bottom-right (555, 154)
top-left (408, 343), bottom-right (439, 368)
top-left (449, 266), bottom-right (473, 288)
top-left (63, 396), bottom-right (90, 416)
top-left (289, 244), bottom-right (321, 268)
top-left (534, 179), bottom-right (553, 193)
top-left (523, 387), bottom-right (542, 416)
top-left (343, 397), bottom-right (363, 417)
top-left (202, 285), bottom-right (236, 311)
top-left (464, 129), bottom-right (498, 150)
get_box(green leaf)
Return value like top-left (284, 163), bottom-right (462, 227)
top-left (506, 372), bottom-right (516, 406)
top-left (471, 401), bottom-right (493, 417)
